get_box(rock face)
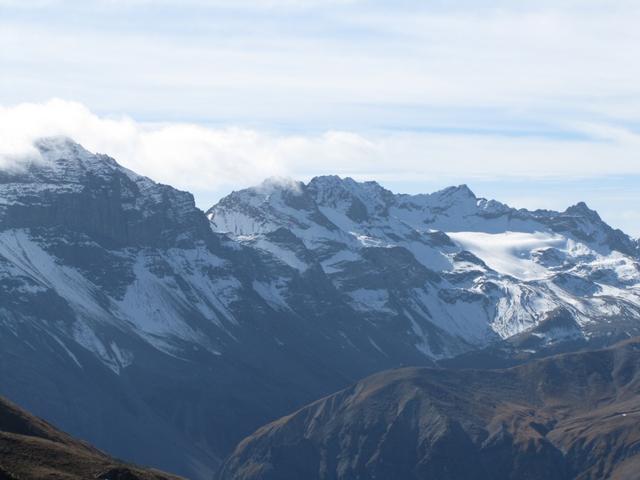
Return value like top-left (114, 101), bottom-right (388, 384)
top-left (0, 394), bottom-right (181, 480)
top-left (1, 138), bottom-right (640, 478)
top-left (217, 338), bottom-right (640, 480)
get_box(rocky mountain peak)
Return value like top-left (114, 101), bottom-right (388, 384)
top-left (537, 200), bottom-right (639, 257)
top-left (256, 176), bottom-right (305, 195)
top-left (0, 137), bottom-right (210, 248)
top-left (307, 175), bottom-right (394, 219)
top-left (31, 136), bottom-right (121, 180)
top-left (36, 135), bottom-right (84, 157)
top-left (564, 201), bottom-right (601, 220)
top-left (442, 183), bottom-right (476, 198)
top-left (36, 135), bottom-right (93, 158)
top-left (425, 184), bottom-right (478, 209)
top-left (215, 177), bottom-right (308, 212)
top-left (308, 175), bottom-right (390, 199)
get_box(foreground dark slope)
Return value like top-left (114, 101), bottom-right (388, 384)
top-left (219, 338), bottom-right (640, 480)
top-left (0, 395), bottom-right (181, 480)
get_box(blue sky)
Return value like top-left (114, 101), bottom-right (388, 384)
top-left (1, 0), bottom-right (640, 235)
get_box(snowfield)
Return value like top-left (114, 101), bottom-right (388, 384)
top-left (447, 231), bottom-right (566, 280)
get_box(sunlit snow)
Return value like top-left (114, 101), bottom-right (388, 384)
top-left (447, 231), bottom-right (566, 280)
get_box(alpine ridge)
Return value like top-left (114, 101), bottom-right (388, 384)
top-left (0, 138), bottom-right (639, 478)
top-left (218, 338), bottom-right (640, 480)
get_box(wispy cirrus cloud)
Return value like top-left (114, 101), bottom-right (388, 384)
top-left (1, 1), bottom-right (640, 129)
top-left (0, 0), bottom-right (360, 9)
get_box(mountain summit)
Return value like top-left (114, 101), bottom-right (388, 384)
top-left (0, 137), bottom-right (210, 248)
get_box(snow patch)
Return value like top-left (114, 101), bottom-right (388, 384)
top-left (348, 289), bottom-right (394, 313)
top-left (252, 279), bottom-right (292, 311)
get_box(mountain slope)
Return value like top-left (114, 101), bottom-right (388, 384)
top-left (0, 395), bottom-right (182, 480)
top-left (217, 338), bottom-right (640, 480)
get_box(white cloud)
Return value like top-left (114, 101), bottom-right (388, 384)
top-left (2, 98), bottom-right (640, 185)
top-left (0, 99), bottom-right (287, 187)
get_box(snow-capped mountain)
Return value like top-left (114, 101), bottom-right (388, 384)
top-left (209, 175), bottom-right (640, 355)
top-left (1, 138), bottom-right (639, 478)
